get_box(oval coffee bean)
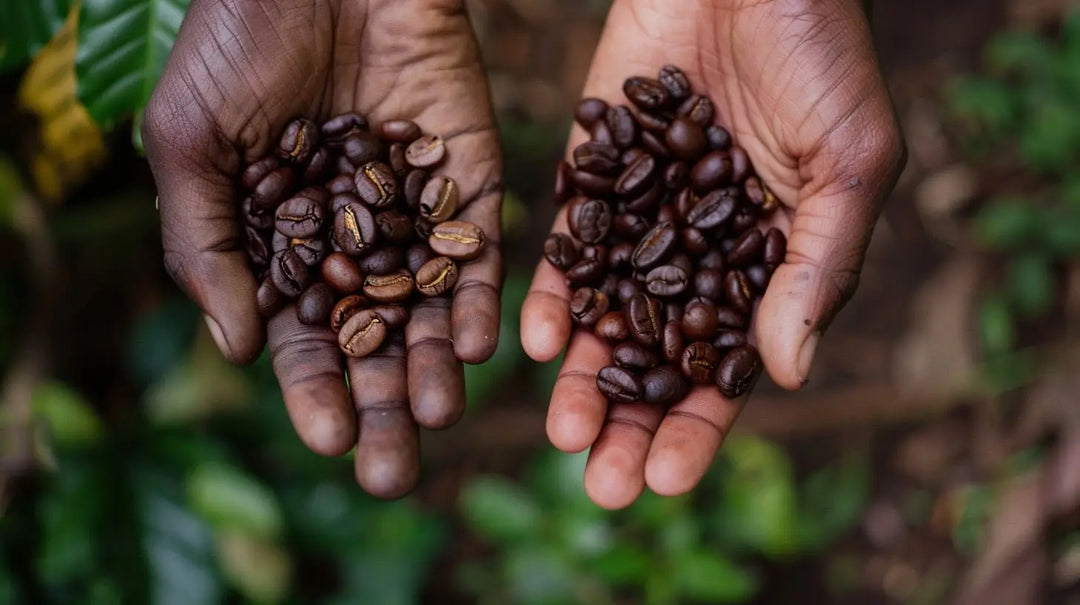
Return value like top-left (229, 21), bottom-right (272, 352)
top-left (614, 154), bottom-right (657, 197)
top-left (608, 242), bottom-right (635, 271)
top-left (278, 118), bottom-right (319, 165)
top-left (570, 169), bottom-right (616, 196)
top-left (388, 143), bottom-right (409, 177)
top-left (415, 256), bottom-right (459, 296)
top-left (554, 161), bottom-right (573, 204)
top-left (379, 119), bottom-right (421, 143)
top-left (252, 166), bottom-right (296, 211)
top-left (331, 294), bottom-right (368, 332)
top-left (727, 229), bottom-right (765, 267)
top-left (568, 198), bottom-right (612, 244)
top-left (716, 345), bottom-right (762, 398)
top-left (690, 151), bottom-right (733, 193)
top-left (570, 287), bottom-right (610, 327)
top-left (322, 252), bottom-right (363, 293)
top-left (338, 309), bottom-right (388, 358)
top-left (677, 95), bottom-right (714, 127)
top-left (343, 131), bottom-right (382, 166)
top-left (296, 283), bottom-right (335, 325)
top-left (270, 249), bottom-right (310, 298)
top-left (730, 146), bottom-right (752, 182)
top-left (643, 365), bottom-right (689, 406)
top-left (404, 169), bottom-right (429, 212)
top-left (242, 156), bottom-right (280, 191)
top-left (746, 265), bottom-right (770, 291)
top-left (613, 213), bottom-right (650, 241)
top-left (632, 222), bottom-right (677, 270)
top-left (623, 76), bottom-right (668, 111)
top-left (429, 221), bottom-right (486, 260)
top-left (371, 305), bottom-right (409, 329)
top-left (658, 65), bottom-right (691, 101)
top-left (640, 130), bottom-right (670, 159)
top-left (357, 248), bottom-right (404, 275)
top-left (693, 269), bottom-right (726, 301)
top-left (625, 181), bottom-right (663, 214)
top-left (681, 227), bottom-right (709, 257)
top-left (594, 311), bottom-right (630, 341)
top-left (716, 306), bottom-right (748, 330)
top-left (332, 202), bottom-right (377, 256)
top-left (646, 265), bottom-right (689, 298)
top-left (327, 174), bottom-right (357, 196)
top-left (242, 196), bottom-right (275, 231)
top-left (616, 278), bottom-right (640, 305)
top-left (573, 141), bottom-right (621, 175)
top-left (321, 113), bottom-right (368, 145)
top-left (405, 244), bottom-right (437, 275)
top-left (363, 269), bottom-right (415, 303)
top-left (714, 329), bottom-right (748, 352)
top-left (699, 249), bottom-right (726, 273)
top-left (682, 299), bottom-right (719, 342)
top-left (637, 110), bottom-right (671, 133)
top-left (575, 98), bottom-right (609, 128)
top-left (590, 120), bottom-right (614, 146)
top-left (706, 124), bottom-right (732, 151)
top-left (565, 255), bottom-right (605, 286)
top-left (275, 188), bottom-right (328, 238)
top-left (686, 190), bottom-right (736, 232)
top-left (661, 320), bottom-right (684, 363)
top-left (664, 161), bottom-right (690, 190)
top-left (405, 134), bottom-right (446, 168)
top-left (666, 117), bottom-right (707, 161)
top-left (375, 211), bottom-right (413, 244)
top-left (681, 342), bottom-right (721, 384)
top-left (543, 233), bottom-right (579, 271)
top-left (613, 341), bottom-right (660, 372)
top-left (257, 279), bottom-right (283, 317)
top-left (628, 293), bottom-right (662, 347)
top-left (245, 226), bottom-right (272, 267)
top-left (355, 162), bottom-right (398, 209)
top-left (597, 366), bottom-right (644, 403)
top-left (605, 105), bottom-right (638, 149)
top-left (419, 175), bottom-right (459, 223)
top-left (290, 237), bottom-right (327, 266)
top-left (724, 270), bottom-right (754, 314)
top-left (764, 228), bottom-right (786, 272)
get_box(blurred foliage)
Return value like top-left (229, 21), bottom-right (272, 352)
top-left (459, 438), bottom-right (870, 605)
top-left (0, 0), bottom-right (72, 72)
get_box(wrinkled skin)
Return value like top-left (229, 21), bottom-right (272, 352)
top-left (521, 0), bottom-right (906, 508)
top-left (143, 0), bottom-right (502, 499)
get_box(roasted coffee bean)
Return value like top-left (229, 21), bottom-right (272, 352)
top-left (403, 169), bottom-right (429, 212)
top-left (727, 229), bottom-right (765, 267)
top-left (331, 192), bottom-right (360, 214)
top-left (338, 309), bottom-right (388, 357)
top-left (415, 217), bottom-right (436, 240)
top-left (388, 143), bottom-right (409, 177)
top-left (681, 342), bottom-right (721, 384)
top-left (331, 295), bottom-right (368, 331)
top-left (573, 141), bottom-right (621, 175)
top-left (322, 252), bottom-right (363, 293)
top-left (343, 131), bottom-right (382, 166)
top-left (677, 95), bottom-right (715, 127)
top-left (597, 366), bottom-right (644, 403)
top-left (661, 320), bottom-right (684, 362)
top-left (321, 113), bottom-right (368, 146)
top-left (646, 265), bottom-right (689, 297)
top-left (615, 154), bottom-right (657, 196)
top-left (252, 166), bottom-right (296, 211)
top-left (624, 76), bottom-right (669, 111)
top-left (419, 175), bottom-right (459, 223)
top-left (544, 233), bottom-right (580, 271)
top-left (575, 98), bottom-right (609, 128)
top-left (681, 227), bottom-right (709, 257)
top-left (608, 242), bottom-right (635, 271)
top-left (272, 230), bottom-right (291, 253)
top-left (686, 190), bottom-right (737, 232)
top-left (570, 169), bottom-right (617, 196)
top-left (672, 187), bottom-right (696, 224)
top-left (297, 282), bottom-right (335, 325)
top-left (620, 147), bottom-right (647, 167)
top-left (720, 237), bottom-right (736, 254)
top-left (690, 151), bottom-right (733, 193)
top-left (670, 252), bottom-right (693, 275)
top-left (374, 211), bottom-right (413, 244)
top-left (612, 341), bottom-right (660, 372)
top-left (415, 256), bottom-right (459, 296)
top-left (730, 208), bottom-right (757, 234)
top-left (332, 202), bottom-right (377, 256)
top-left (566, 247), bottom-right (606, 286)
top-left (405, 134), bottom-right (446, 168)
top-left (429, 221), bottom-right (486, 260)
top-left (716, 345), bottom-right (762, 398)
top-left (658, 65), bottom-right (691, 101)
top-left (628, 293), bottom-right (663, 347)
top-left (606, 106), bottom-right (638, 149)
top-left (643, 365), bottom-right (688, 406)
top-left (327, 174), bottom-right (357, 196)
top-left (594, 311), bottom-right (630, 341)
top-left (640, 131), bottom-right (670, 159)
top-left (554, 161), bottom-right (573, 204)
top-left (275, 188), bottom-right (328, 238)
top-left (724, 269), bottom-right (754, 314)
top-left (270, 249), bottom-right (310, 298)
top-left (613, 213), bottom-right (650, 240)
top-left (599, 273), bottom-right (619, 299)
top-left (713, 330), bottom-right (747, 351)
top-left (245, 227), bottom-right (272, 267)
top-left (763, 228), bottom-right (786, 271)
top-left (664, 161), bottom-right (690, 190)
top-left (358, 247), bottom-right (405, 275)
top-left (590, 120), bottom-right (614, 146)
top-left (637, 110), bottom-right (671, 133)
top-left (363, 269), bottom-right (414, 303)
top-left (568, 198), bottom-right (612, 244)
top-left (242, 156), bottom-right (281, 190)
top-left (666, 117), bottom-right (707, 161)
top-left (279, 118), bottom-right (319, 165)
top-left (291, 237), bottom-right (327, 266)
top-left (632, 222), bottom-right (678, 270)
top-left (570, 287), bottom-right (609, 327)
top-left (716, 306), bottom-right (748, 330)
top-left (303, 147), bottom-right (332, 184)
top-left (705, 124), bottom-right (732, 151)
top-left (257, 279), bottom-right (283, 317)
top-left (355, 162), bottom-right (398, 209)
top-left (745, 265), bottom-right (769, 291)
top-left (616, 278), bottom-right (640, 305)
top-left (242, 196), bottom-right (275, 231)
top-left (699, 249), bottom-right (726, 273)
top-left (682, 299), bottom-right (719, 341)
top-left (730, 146), bottom-right (752, 182)
top-left (379, 119), bottom-right (421, 143)
top-left (405, 244), bottom-right (437, 275)
top-left (693, 269), bottom-right (725, 301)
top-left (625, 181), bottom-right (663, 214)
top-left (336, 156), bottom-right (357, 175)
top-left (371, 305), bottom-right (409, 329)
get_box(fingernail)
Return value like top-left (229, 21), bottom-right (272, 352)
top-left (204, 315), bottom-right (231, 358)
top-left (797, 332), bottom-right (819, 386)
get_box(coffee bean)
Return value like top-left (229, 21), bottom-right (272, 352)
top-left (570, 287), bottom-right (609, 327)
top-left (554, 161), bottom-right (573, 204)
top-left (730, 208), bottom-right (757, 234)
top-left (331, 294), bottom-right (368, 331)
top-left (358, 247), bottom-right (405, 275)
top-left (355, 162), bottom-right (398, 209)
top-left (608, 242), bottom-right (635, 271)
top-left (419, 175), bottom-right (459, 223)
top-left (371, 305), bottom-right (409, 329)
top-left (693, 269), bottom-right (725, 301)
top-left (624, 77), bottom-right (669, 111)
top-left (666, 117), bottom-right (707, 161)
top-left (291, 237), bottom-right (328, 266)
top-left (699, 250), bottom-right (726, 272)
top-left (343, 131), bottom-right (382, 166)
top-left (664, 301), bottom-right (683, 321)
top-left (405, 244), bottom-right (437, 275)
top-left (331, 192), bottom-right (361, 214)
top-left (568, 198), bottom-right (613, 244)
top-left (257, 279), bottom-right (283, 317)
top-left (275, 188), bottom-right (328, 238)
top-left (303, 147), bottom-right (332, 184)
top-left (322, 252), bottom-right (363, 292)
top-left (720, 237), bottom-right (736, 254)
top-left (628, 293), bottom-right (662, 347)
top-left (642, 365), bottom-right (688, 406)
top-left (763, 228), bottom-right (786, 272)
top-left (615, 278), bottom-right (640, 305)
top-left (686, 190), bottom-right (737, 232)
top-left (242, 196), bottom-right (275, 231)
top-left (637, 110), bottom-right (671, 133)
top-left (279, 118), bottom-right (319, 165)
top-left (727, 229), bottom-right (765, 267)
top-left (716, 345), bottom-right (762, 398)
top-left (606, 106), bottom-right (638, 149)
top-left (705, 124), bottom-right (732, 151)
top-left (681, 227), bottom-right (709, 257)
top-left (327, 174), bottom-right (357, 196)
top-left (713, 330), bottom-right (747, 351)
top-left (661, 320), bottom-right (684, 362)
top-left (672, 188), bottom-right (696, 224)
top-left (681, 342), bottom-right (721, 384)
top-left (405, 134), bottom-right (446, 168)
top-left (646, 265), bottom-right (689, 297)
top-left (632, 222), bottom-right (677, 270)
top-left (429, 221), bottom-right (486, 260)
top-left (336, 156), bottom-right (357, 175)
top-left (613, 213), bottom-right (651, 240)
top-left (590, 120), bottom-right (614, 146)
top-left (573, 141), bottom-right (621, 175)
top-left (669, 252), bottom-right (693, 275)
top-left (690, 151), bottom-right (733, 193)
top-left (388, 143), bottom-right (409, 177)
top-left (599, 273), bottom-right (619, 299)
top-left (575, 98), bottom-right (609, 128)
top-left (363, 269), bottom-right (415, 303)
top-left (321, 113), bottom-right (368, 146)
top-left (597, 366), bottom-right (644, 403)
top-left (724, 269), bottom-right (754, 314)
top-left (640, 131), bottom-right (671, 159)
top-left (682, 299), bottom-right (719, 341)
top-left (664, 161), bottom-right (690, 190)
top-left (612, 341), bottom-right (659, 372)
top-left (746, 265), bottom-right (770, 291)
top-left (270, 249), bottom-right (310, 298)
top-left (297, 283), bottom-right (335, 325)
top-left (271, 230), bottom-right (290, 253)
top-left (621, 147), bottom-right (647, 167)
top-left (415, 256), bottom-right (459, 296)
top-left (615, 154), bottom-right (657, 197)
top-left (730, 146), bottom-right (752, 182)
top-left (594, 311), bottom-right (630, 341)
top-left (338, 309), bottom-right (388, 358)
top-left (245, 227), bottom-right (272, 267)
top-left (625, 181), bottom-right (663, 214)
top-left (716, 306), bottom-right (748, 330)
top-left (658, 65), bottom-right (691, 101)
top-left (332, 201), bottom-right (377, 256)
top-left (543, 233), bottom-right (580, 271)
top-left (373, 211), bottom-right (412, 245)
top-left (565, 251), bottom-right (604, 285)
top-left (378, 119), bottom-right (421, 143)
top-left (570, 168), bottom-right (616, 196)
top-left (677, 95), bottom-right (715, 127)
top-left (242, 156), bottom-right (281, 190)
top-left (252, 166), bottom-right (297, 211)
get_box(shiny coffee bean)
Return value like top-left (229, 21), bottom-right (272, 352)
top-left (371, 305), bottom-right (409, 329)
top-left (699, 249), bottom-right (726, 272)
top-left (568, 198), bottom-right (612, 244)
top-left (594, 311), bottom-right (630, 341)
top-left (716, 306), bottom-right (748, 330)
top-left (242, 156), bottom-right (280, 190)
top-left (716, 345), bottom-right (762, 398)
top-left (358, 247), bottom-right (405, 275)
top-left (713, 330), bottom-right (747, 352)
top-left (597, 366), bottom-right (644, 403)
top-left (303, 147), bottom-right (331, 184)
top-left (252, 166), bottom-right (296, 211)
top-left (624, 76), bottom-right (669, 111)
top-left (399, 170), bottom-right (427, 213)
top-left (570, 287), bottom-right (609, 327)
top-left (297, 283), bottom-right (335, 325)
top-left (615, 154), bottom-right (657, 196)
top-left (573, 141), bottom-right (621, 175)
top-left (682, 299), bottom-right (719, 341)
top-left (415, 217), bottom-right (436, 241)
top-left (575, 98), bottom-right (609, 128)
top-left (374, 211), bottom-right (413, 245)
top-left (275, 188), bottom-right (328, 238)
top-left (764, 228), bottom-right (786, 271)
top-left (681, 342), bottom-right (722, 384)
top-left (628, 293), bottom-right (663, 347)
top-left (279, 118), bottom-right (319, 165)
top-left (379, 119), bottom-right (421, 143)
top-left (669, 252), bottom-right (693, 275)
top-left (730, 146), bottom-right (752, 182)
top-left (590, 120), bottom-right (614, 146)
top-left (257, 279), bottom-right (283, 317)
top-left (332, 202), bottom-right (377, 256)
top-left (621, 147), bottom-right (648, 167)
top-left (331, 295), bottom-right (368, 332)
top-left (554, 161), bottom-right (573, 204)
top-left (355, 162), bottom-right (398, 209)
top-left (613, 213), bottom-right (651, 240)
top-left (543, 233), bottom-right (580, 271)
top-left (405, 244), bottom-right (437, 275)
top-left (429, 221), bottom-right (486, 260)
top-left (245, 227), bottom-right (271, 267)
top-left (606, 106), bottom-right (638, 149)
top-left (343, 131), bottom-right (382, 166)
top-left (658, 65), bottom-right (691, 101)
top-left (291, 237), bottom-right (327, 266)
top-left (690, 151), bottom-right (733, 193)
top-left (565, 253), bottom-right (605, 286)
top-left (336, 156), bottom-right (357, 175)
top-left (570, 169), bottom-right (617, 196)
top-left (693, 269), bottom-right (725, 301)
top-left (646, 265), bottom-right (689, 297)
top-left (640, 131), bottom-right (670, 159)
top-left (419, 175), bottom-right (459, 223)
top-left (405, 134), bottom-right (446, 168)
top-left (599, 273), bottom-right (620, 299)
top-left (666, 302), bottom-right (686, 323)
top-left (270, 249), bottom-right (310, 298)
top-left (705, 124), bottom-right (732, 151)
top-left (625, 181), bottom-right (663, 214)
top-left (242, 196), bottom-right (275, 230)
top-left (613, 341), bottom-right (660, 372)
top-left (730, 208), bottom-right (757, 234)
top-left (388, 143), bottom-right (409, 177)
top-left (677, 95), bottom-right (715, 127)
top-left (322, 252), bottom-right (363, 293)
top-left (664, 161), bottom-right (690, 190)
top-left (327, 174), bottom-right (357, 196)
top-left (338, 309), bottom-right (388, 358)
top-left (616, 278), bottom-right (640, 305)
top-left (727, 229), bottom-right (765, 267)
top-left (673, 188), bottom-right (697, 224)
top-left (681, 227), bottom-right (709, 257)
top-left (637, 110), bottom-right (671, 133)
top-left (321, 113), bottom-right (368, 146)
top-left (666, 117), bottom-right (707, 161)
top-left (724, 270), bottom-right (754, 314)
top-left (642, 365), bottom-right (688, 406)
top-left (746, 265), bottom-right (770, 291)
top-left (415, 256), bottom-right (459, 296)
top-left (363, 269), bottom-right (415, 303)
top-left (687, 190), bottom-right (737, 232)
top-left (608, 242), bottom-right (635, 271)
top-left (632, 222), bottom-right (677, 270)
top-left (661, 320), bottom-right (684, 362)
top-left (331, 192), bottom-right (360, 214)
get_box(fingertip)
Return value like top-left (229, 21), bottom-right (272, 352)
top-left (644, 445), bottom-right (700, 497)
top-left (521, 293), bottom-right (571, 362)
top-left (547, 405), bottom-right (597, 453)
top-left (755, 264), bottom-right (817, 390)
top-left (281, 380), bottom-right (358, 457)
top-left (584, 448), bottom-right (644, 510)
top-left (205, 313), bottom-right (265, 365)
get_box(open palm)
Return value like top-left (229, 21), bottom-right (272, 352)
top-left (521, 0), bottom-right (904, 508)
top-left (143, 0), bottom-right (502, 498)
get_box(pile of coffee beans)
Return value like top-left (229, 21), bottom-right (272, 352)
top-left (241, 114), bottom-right (486, 357)
top-left (546, 65), bottom-right (786, 406)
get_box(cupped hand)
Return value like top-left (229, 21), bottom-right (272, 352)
top-left (143, 0), bottom-right (502, 498)
top-left (521, 0), bottom-right (905, 508)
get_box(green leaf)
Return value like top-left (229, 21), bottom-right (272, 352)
top-left (1018, 95), bottom-right (1080, 173)
top-left (1040, 205), bottom-right (1080, 257)
top-left (588, 545), bottom-right (651, 587)
top-left (0, 0), bottom-right (72, 72)
top-left (126, 297), bottom-right (199, 388)
top-left (985, 31), bottom-right (1055, 77)
top-left (946, 76), bottom-right (1016, 139)
top-left (1006, 253), bottom-right (1055, 318)
top-left (186, 463), bottom-right (283, 540)
top-left (715, 436), bottom-right (799, 557)
top-left (76, 0), bottom-right (191, 126)
top-left (675, 549), bottom-right (759, 603)
top-left (504, 545), bottom-right (579, 605)
top-left (35, 462), bottom-right (107, 587)
top-left (31, 381), bottom-right (104, 448)
top-left (214, 531), bottom-right (291, 604)
top-left (978, 294), bottom-right (1016, 355)
top-left (974, 198), bottom-right (1039, 250)
top-left (796, 458), bottom-right (871, 551)
top-left (626, 488), bottom-right (692, 530)
top-left (460, 476), bottom-right (544, 544)
top-left (951, 484), bottom-right (992, 556)
top-left (0, 559), bottom-right (19, 605)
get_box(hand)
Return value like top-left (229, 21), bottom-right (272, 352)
top-left (521, 0), bottom-right (905, 508)
top-left (143, 0), bottom-right (502, 498)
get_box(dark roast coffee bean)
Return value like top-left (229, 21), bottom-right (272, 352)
top-left (664, 161), bottom-right (690, 190)
top-left (374, 211), bottom-right (413, 244)
top-left (303, 147), bottom-right (332, 184)
top-left (615, 154), bottom-right (657, 196)
top-left (291, 237), bottom-right (327, 266)
top-left (724, 269), bottom-right (754, 314)
top-left (336, 155), bottom-right (357, 175)
top-left (690, 151), bottom-right (733, 193)
top-left (720, 237), bottom-right (736, 254)
top-left (681, 227), bottom-right (709, 257)
top-left (379, 119), bottom-right (422, 143)
top-left (388, 143), bottom-right (409, 177)
top-left (699, 249), bottom-right (726, 272)
top-left (608, 242), bottom-right (635, 271)
top-left (669, 252), bottom-right (693, 275)
top-left (270, 249), bottom-right (310, 298)
top-left (661, 320), bottom-right (684, 362)
top-left (716, 345), bottom-right (762, 398)
top-left (371, 305), bottom-right (409, 329)
top-left (297, 282), bottom-right (335, 325)
top-left (637, 110), bottom-right (671, 133)
top-left (763, 228), bottom-right (786, 272)
top-left (321, 113), bottom-right (368, 146)
top-left (640, 131), bottom-right (670, 159)
top-left (642, 365), bottom-right (688, 406)
top-left (666, 117), bottom-right (707, 161)
top-left (358, 247), bottom-right (405, 275)
top-left (746, 265), bottom-right (770, 291)
top-left (666, 302), bottom-right (685, 323)
top-left (414, 217), bottom-right (435, 241)
top-left (677, 95), bottom-right (714, 127)
top-left (716, 306), bottom-right (748, 330)
top-left (279, 118), bottom-right (319, 165)
top-left (621, 147), bottom-right (647, 167)
top-left (252, 166), bottom-right (296, 211)
top-left (624, 76), bottom-right (669, 111)
top-left (242, 156), bottom-right (280, 190)
top-left (363, 269), bottom-right (415, 303)
top-left (242, 196), bottom-right (275, 231)
top-left (566, 249), bottom-right (605, 286)
top-left (272, 230), bottom-right (290, 253)
top-left (616, 278), bottom-right (640, 305)
top-left (590, 120), bottom-right (614, 146)
top-left (597, 366), bottom-right (644, 403)
top-left (606, 106), bottom-right (638, 149)
top-left (727, 229), bottom-right (765, 267)
top-left (687, 190), bottom-right (737, 232)
top-left (331, 192), bottom-right (360, 214)
top-left (343, 131), bottom-right (382, 166)
top-left (416, 256), bottom-right (459, 296)
top-left (568, 198), bottom-right (612, 244)
top-left (245, 226), bottom-right (272, 267)
top-left (730, 208), bottom-right (758, 234)
top-left (693, 269), bottom-right (725, 301)
top-left (322, 252), bottom-right (364, 293)
top-left (632, 222), bottom-right (677, 270)
top-left (331, 294), bottom-right (368, 332)
top-left (673, 188), bottom-right (697, 224)
top-left (625, 181), bottom-right (663, 214)
top-left (554, 161), bottom-right (573, 204)
top-left (613, 341), bottom-right (660, 371)
top-left (332, 202), bottom-right (377, 256)
top-left (594, 311), bottom-right (630, 341)
top-left (429, 221), bottom-right (486, 260)
top-left (573, 142), bottom-right (621, 175)
top-left (404, 169), bottom-right (429, 212)
top-left (570, 287), bottom-right (609, 327)
top-left (420, 175), bottom-right (459, 223)
top-left (705, 124), bottom-right (732, 151)
top-left (599, 273), bottom-right (619, 299)
top-left (544, 233), bottom-right (580, 271)
top-left (405, 244), bottom-right (437, 275)
top-left (646, 265), bottom-right (689, 297)
top-left (338, 309), bottom-right (388, 358)
top-left (405, 134), bottom-right (446, 168)
top-left (730, 146), bottom-right (752, 182)
top-left (681, 342), bottom-right (721, 384)
top-left (658, 65), bottom-right (691, 101)
top-left (275, 188), bottom-right (328, 238)
top-left (327, 174), bottom-right (357, 196)
top-left (575, 98), bottom-right (609, 128)
top-left (257, 279), bottom-right (283, 317)
top-left (570, 169), bottom-right (616, 197)
top-left (355, 162), bottom-right (398, 209)
top-left (628, 293), bottom-right (662, 347)
top-left (713, 330), bottom-right (747, 351)
top-left (682, 299), bottom-right (719, 341)
top-left (613, 213), bottom-right (651, 240)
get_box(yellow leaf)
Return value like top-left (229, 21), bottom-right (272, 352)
top-left (16, 2), bottom-right (106, 204)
